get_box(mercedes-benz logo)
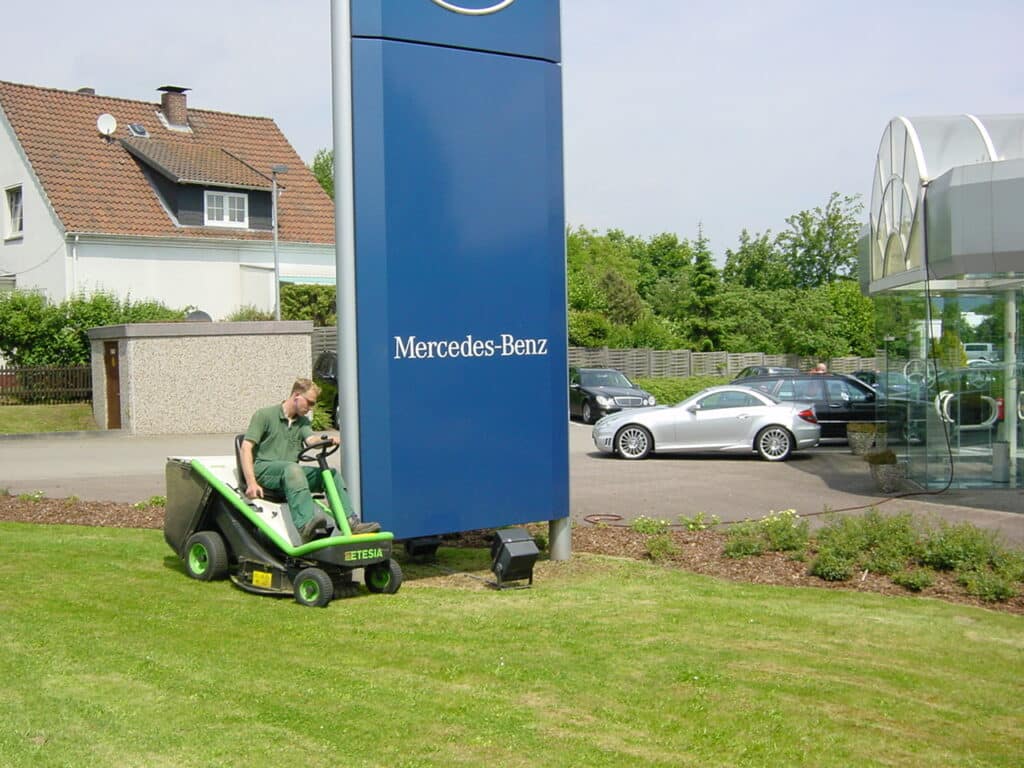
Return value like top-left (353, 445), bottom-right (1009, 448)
top-left (429, 0), bottom-right (517, 15)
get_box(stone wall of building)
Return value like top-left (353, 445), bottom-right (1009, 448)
top-left (88, 322), bottom-right (313, 435)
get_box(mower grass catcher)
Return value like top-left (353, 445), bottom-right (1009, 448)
top-left (164, 438), bottom-right (402, 607)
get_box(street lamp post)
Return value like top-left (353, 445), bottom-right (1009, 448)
top-left (270, 164), bottom-right (288, 320)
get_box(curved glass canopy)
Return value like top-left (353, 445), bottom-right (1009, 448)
top-left (869, 114), bottom-right (1024, 282)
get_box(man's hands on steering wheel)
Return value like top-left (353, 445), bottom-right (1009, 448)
top-left (298, 435), bottom-right (340, 463)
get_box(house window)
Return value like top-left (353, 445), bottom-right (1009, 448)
top-left (204, 190), bottom-right (248, 228)
top-left (5, 186), bottom-right (23, 239)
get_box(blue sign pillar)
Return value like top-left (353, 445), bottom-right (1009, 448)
top-left (334, 0), bottom-right (568, 546)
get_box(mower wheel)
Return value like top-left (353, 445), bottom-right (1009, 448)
top-left (365, 559), bottom-right (404, 594)
top-left (184, 531), bottom-right (229, 581)
top-left (294, 567), bottom-right (334, 608)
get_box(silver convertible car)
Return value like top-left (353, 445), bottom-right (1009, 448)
top-left (591, 385), bottom-right (820, 461)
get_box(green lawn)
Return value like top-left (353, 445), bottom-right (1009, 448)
top-left (0, 403), bottom-right (97, 434)
top-left (1, 523), bottom-right (1021, 767)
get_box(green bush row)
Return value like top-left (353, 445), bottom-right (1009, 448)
top-left (633, 376), bottom-right (730, 405)
top-left (721, 509), bottom-right (1024, 602)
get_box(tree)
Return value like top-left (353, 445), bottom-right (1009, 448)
top-left (567, 268), bottom-right (607, 313)
top-left (636, 232), bottom-right (691, 298)
top-left (715, 287), bottom-right (794, 353)
top-left (776, 192), bottom-right (863, 288)
top-left (599, 269), bottom-right (644, 325)
top-left (647, 272), bottom-right (691, 323)
top-left (822, 280), bottom-right (877, 357)
top-left (310, 148), bottom-right (334, 199)
top-left (683, 227), bottom-right (720, 350)
top-left (722, 229), bottom-right (792, 290)
top-left (567, 226), bottom-right (642, 288)
top-left (567, 310), bottom-right (613, 347)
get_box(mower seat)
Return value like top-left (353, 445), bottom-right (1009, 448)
top-left (234, 434), bottom-right (287, 504)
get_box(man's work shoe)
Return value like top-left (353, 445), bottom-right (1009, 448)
top-left (299, 512), bottom-right (331, 541)
top-left (348, 515), bottom-right (381, 534)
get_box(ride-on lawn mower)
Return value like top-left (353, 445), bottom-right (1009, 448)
top-left (164, 437), bottom-right (402, 607)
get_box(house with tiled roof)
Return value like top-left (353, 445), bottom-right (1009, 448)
top-left (0, 80), bottom-right (334, 318)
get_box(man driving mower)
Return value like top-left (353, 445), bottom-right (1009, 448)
top-left (240, 377), bottom-right (380, 541)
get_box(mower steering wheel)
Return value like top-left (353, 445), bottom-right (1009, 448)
top-left (297, 439), bottom-right (339, 464)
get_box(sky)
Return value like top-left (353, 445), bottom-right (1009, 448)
top-left (2, 0), bottom-right (1022, 260)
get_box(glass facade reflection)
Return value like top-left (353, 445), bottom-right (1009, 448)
top-left (875, 286), bottom-right (1022, 488)
top-left (864, 115), bottom-right (1024, 489)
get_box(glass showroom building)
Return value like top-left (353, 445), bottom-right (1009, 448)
top-left (863, 114), bottom-right (1024, 489)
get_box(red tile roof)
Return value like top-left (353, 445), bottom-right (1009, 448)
top-left (0, 81), bottom-right (334, 243)
top-left (120, 138), bottom-right (273, 191)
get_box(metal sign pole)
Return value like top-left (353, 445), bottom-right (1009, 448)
top-left (330, 0), bottom-right (361, 513)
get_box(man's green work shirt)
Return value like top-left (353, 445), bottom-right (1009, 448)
top-left (244, 403), bottom-right (313, 465)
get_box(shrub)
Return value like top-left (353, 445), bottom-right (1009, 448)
top-left (846, 422), bottom-right (876, 434)
top-left (280, 284), bottom-right (336, 327)
top-left (630, 515), bottom-right (670, 535)
top-left (760, 509), bottom-right (809, 552)
top-left (812, 515), bottom-right (865, 561)
top-left (634, 376), bottom-right (729, 406)
top-left (957, 569), bottom-right (1018, 602)
top-left (810, 550), bottom-right (855, 581)
top-left (992, 550), bottom-right (1024, 583)
top-left (310, 406), bottom-right (334, 432)
top-left (862, 449), bottom-right (897, 465)
top-left (921, 522), bottom-right (999, 572)
top-left (813, 510), bottom-right (923, 577)
top-left (678, 512), bottom-right (720, 531)
top-left (892, 568), bottom-right (934, 592)
top-left (133, 495), bottom-right (166, 509)
top-left (724, 522), bottom-right (764, 558)
top-left (226, 304), bottom-right (274, 321)
top-left (646, 534), bottom-right (680, 562)
top-left (0, 290), bottom-right (183, 365)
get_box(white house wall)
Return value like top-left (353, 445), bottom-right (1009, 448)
top-left (0, 106), bottom-right (69, 297)
top-left (73, 237), bottom-right (335, 319)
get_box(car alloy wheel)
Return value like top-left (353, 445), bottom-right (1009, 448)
top-left (615, 425), bottom-right (652, 460)
top-left (756, 426), bottom-right (792, 461)
top-left (582, 401), bottom-right (594, 424)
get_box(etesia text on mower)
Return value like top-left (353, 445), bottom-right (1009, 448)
top-left (393, 333), bottom-right (548, 360)
top-left (344, 547), bottom-right (385, 562)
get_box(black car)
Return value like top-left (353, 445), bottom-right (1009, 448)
top-left (734, 365), bottom-right (798, 379)
top-left (569, 367), bottom-right (656, 424)
top-left (732, 372), bottom-right (884, 439)
top-left (312, 350), bottom-right (340, 427)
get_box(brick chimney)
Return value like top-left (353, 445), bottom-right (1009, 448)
top-left (158, 85), bottom-right (190, 127)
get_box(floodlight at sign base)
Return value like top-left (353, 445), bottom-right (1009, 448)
top-left (489, 527), bottom-right (539, 590)
top-left (403, 535), bottom-right (442, 561)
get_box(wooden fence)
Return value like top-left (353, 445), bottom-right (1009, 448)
top-left (311, 328), bottom-right (879, 380)
top-left (0, 365), bottom-right (92, 405)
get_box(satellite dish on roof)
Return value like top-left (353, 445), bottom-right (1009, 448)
top-left (96, 113), bottom-right (117, 137)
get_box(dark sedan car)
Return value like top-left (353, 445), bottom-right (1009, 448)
top-left (732, 372), bottom-right (882, 439)
top-left (570, 367), bottom-right (656, 424)
top-left (734, 365), bottom-right (798, 379)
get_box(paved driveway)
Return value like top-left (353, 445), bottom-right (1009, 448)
top-left (569, 422), bottom-right (1024, 543)
top-left (2, 425), bottom-right (1022, 543)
